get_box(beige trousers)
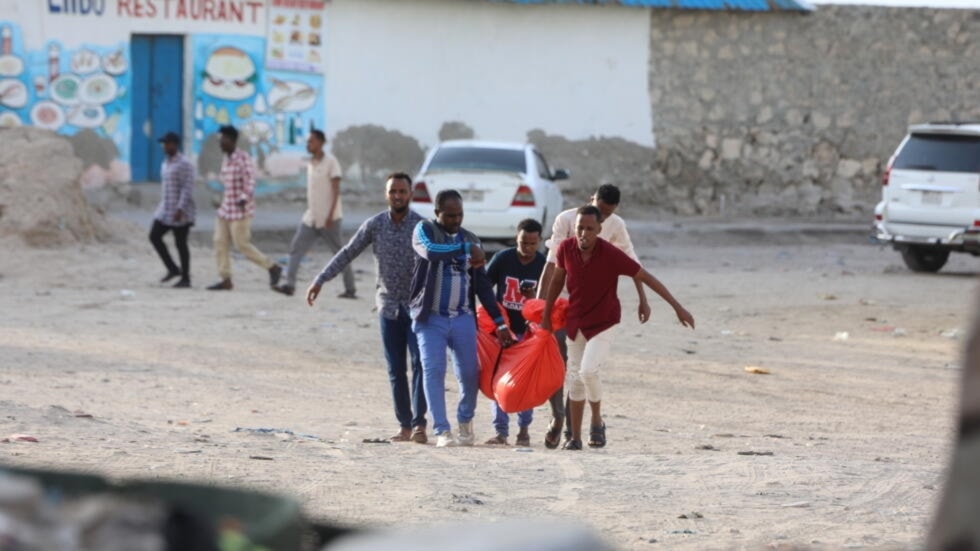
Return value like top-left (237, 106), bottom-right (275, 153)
top-left (213, 217), bottom-right (273, 279)
top-left (566, 325), bottom-right (617, 402)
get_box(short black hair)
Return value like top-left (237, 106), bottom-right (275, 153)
top-left (387, 172), bottom-right (413, 186)
top-left (577, 205), bottom-right (602, 222)
top-left (435, 189), bottom-right (462, 210)
top-left (595, 184), bottom-right (620, 205)
top-left (517, 218), bottom-right (542, 235)
top-left (218, 125), bottom-right (239, 142)
top-left (310, 129), bottom-right (326, 142)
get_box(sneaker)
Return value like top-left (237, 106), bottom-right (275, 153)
top-left (337, 290), bottom-right (357, 299)
top-left (268, 264), bottom-right (283, 287)
top-left (457, 421), bottom-right (475, 446)
top-left (436, 431), bottom-right (457, 448)
top-left (160, 270), bottom-right (180, 283)
top-left (172, 279), bottom-right (191, 288)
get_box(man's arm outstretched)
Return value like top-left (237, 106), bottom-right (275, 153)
top-left (633, 268), bottom-right (695, 329)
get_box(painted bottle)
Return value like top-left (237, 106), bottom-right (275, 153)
top-left (275, 113), bottom-right (285, 144)
top-left (48, 43), bottom-right (60, 83)
top-left (1, 26), bottom-right (11, 56)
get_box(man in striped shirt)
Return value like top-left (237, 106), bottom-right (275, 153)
top-left (410, 190), bottom-right (513, 448)
top-left (150, 131), bottom-right (195, 288)
top-left (206, 125), bottom-right (282, 291)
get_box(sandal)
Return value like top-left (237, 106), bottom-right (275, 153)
top-left (515, 431), bottom-right (531, 448)
top-left (588, 422), bottom-right (606, 448)
top-left (389, 430), bottom-right (411, 442)
top-left (562, 438), bottom-right (582, 451)
top-left (544, 419), bottom-right (563, 449)
top-left (485, 434), bottom-right (508, 445)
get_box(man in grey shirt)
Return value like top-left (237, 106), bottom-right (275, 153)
top-left (306, 172), bottom-right (428, 443)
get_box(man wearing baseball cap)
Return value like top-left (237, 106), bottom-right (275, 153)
top-left (150, 131), bottom-right (195, 288)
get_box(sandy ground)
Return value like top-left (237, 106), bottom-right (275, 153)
top-left (0, 213), bottom-right (976, 550)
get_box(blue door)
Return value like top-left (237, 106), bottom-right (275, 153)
top-left (130, 35), bottom-right (183, 182)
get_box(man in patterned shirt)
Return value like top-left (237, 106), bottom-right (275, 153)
top-left (150, 131), bottom-right (195, 288)
top-left (306, 173), bottom-right (428, 443)
top-left (206, 125), bottom-right (282, 291)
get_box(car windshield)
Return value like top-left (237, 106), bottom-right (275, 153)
top-left (427, 147), bottom-right (526, 173)
top-left (894, 134), bottom-right (980, 173)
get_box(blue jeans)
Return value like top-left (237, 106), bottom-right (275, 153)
top-left (413, 312), bottom-right (478, 435)
top-left (490, 402), bottom-right (533, 436)
top-left (380, 307), bottom-right (427, 429)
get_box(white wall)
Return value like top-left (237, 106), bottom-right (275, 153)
top-left (325, 0), bottom-right (654, 148)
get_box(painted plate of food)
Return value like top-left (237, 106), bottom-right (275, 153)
top-left (0, 78), bottom-right (28, 108)
top-left (79, 74), bottom-right (118, 104)
top-left (0, 55), bottom-right (25, 77)
top-left (30, 100), bottom-right (65, 130)
top-left (0, 111), bottom-right (22, 128)
top-left (71, 49), bottom-right (101, 75)
top-left (267, 78), bottom-right (316, 113)
top-left (50, 74), bottom-right (82, 105)
top-left (102, 49), bottom-right (127, 76)
top-left (67, 104), bottom-right (106, 128)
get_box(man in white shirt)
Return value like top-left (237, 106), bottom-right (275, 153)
top-left (537, 184), bottom-right (649, 448)
top-left (273, 129), bottom-right (356, 298)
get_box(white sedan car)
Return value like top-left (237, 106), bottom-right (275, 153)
top-left (410, 140), bottom-right (568, 245)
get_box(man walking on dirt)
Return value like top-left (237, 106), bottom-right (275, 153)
top-left (149, 131), bottom-right (195, 288)
top-left (483, 218), bottom-right (546, 447)
top-left (540, 205), bottom-right (694, 450)
top-left (306, 173), bottom-right (428, 443)
top-left (410, 190), bottom-right (513, 448)
top-left (537, 184), bottom-right (650, 448)
top-left (206, 125), bottom-right (282, 291)
top-left (275, 129), bottom-right (356, 298)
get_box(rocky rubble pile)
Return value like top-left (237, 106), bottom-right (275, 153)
top-left (0, 127), bottom-right (112, 247)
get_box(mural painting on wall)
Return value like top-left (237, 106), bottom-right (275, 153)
top-left (193, 32), bottom-right (324, 195)
top-left (266, 0), bottom-right (326, 74)
top-left (0, 21), bottom-right (131, 188)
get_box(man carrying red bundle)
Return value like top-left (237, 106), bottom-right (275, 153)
top-left (540, 205), bottom-right (695, 450)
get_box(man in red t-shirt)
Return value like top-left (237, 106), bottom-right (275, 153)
top-left (540, 205), bottom-right (695, 450)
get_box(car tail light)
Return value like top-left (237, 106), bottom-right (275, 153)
top-left (973, 220), bottom-right (980, 228)
top-left (882, 156), bottom-right (894, 186)
top-left (875, 214), bottom-right (882, 221)
top-left (413, 181), bottom-right (431, 203)
top-left (511, 184), bottom-right (535, 207)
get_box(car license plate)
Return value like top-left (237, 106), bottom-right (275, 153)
top-left (462, 190), bottom-right (484, 202)
top-left (921, 191), bottom-right (942, 205)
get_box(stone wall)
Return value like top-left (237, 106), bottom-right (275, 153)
top-left (646, 6), bottom-right (980, 216)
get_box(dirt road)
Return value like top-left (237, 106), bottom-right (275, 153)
top-left (0, 218), bottom-right (975, 550)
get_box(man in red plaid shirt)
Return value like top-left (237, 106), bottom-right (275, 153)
top-left (206, 125), bottom-right (283, 291)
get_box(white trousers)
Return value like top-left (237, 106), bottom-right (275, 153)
top-left (565, 325), bottom-right (617, 402)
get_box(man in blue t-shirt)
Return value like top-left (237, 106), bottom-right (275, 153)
top-left (484, 218), bottom-right (547, 447)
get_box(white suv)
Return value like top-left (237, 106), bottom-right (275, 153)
top-left (874, 122), bottom-right (980, 272)
top-left (410, 140), bottom-right (568, 245)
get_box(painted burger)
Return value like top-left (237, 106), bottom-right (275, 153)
top-left (201, 47), bottom-right (256, 101)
